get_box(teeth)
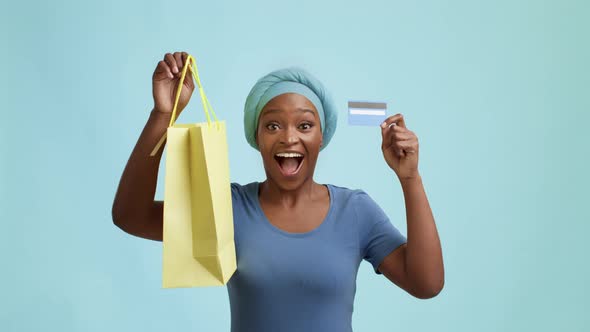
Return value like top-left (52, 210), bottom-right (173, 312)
top-left (275, 152), bottom-right (303, 158)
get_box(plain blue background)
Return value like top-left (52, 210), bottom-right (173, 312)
top-left (1, 0), bottom-right (589, 331)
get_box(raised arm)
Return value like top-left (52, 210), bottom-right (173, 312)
top-left (111, 51), bottom-right (195, 241)
top-left (377, 114), bottom-right (444, 299)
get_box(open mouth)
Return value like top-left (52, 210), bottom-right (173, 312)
top-left (274, 152), bottom-right (304, 176)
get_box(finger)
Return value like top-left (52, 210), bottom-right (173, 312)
top-left (173, 52), bottom-right (184, 73)
top-left (173, 52), bottom-right (184, 75)
top-left (177, 52), bottom-right (186, 67)
top-left (380, 119), bottom-right (394, 143)
top-left (381, 126), bottom-right (403, 157)
top-left (386, 140), bottom-right (407, 158)
top-left (397, 115), bottom-right (407, 128)
top-left (164, 53), bottom-right (179, 74)
top-left (385, 127), bottom-right (416, 156)
top-left (381, 120), bottom-right (410, 144)
top-left (392, 128), bottom-right (415, 141)
top-left (380, 113), bottom-right (407, 129)
top-left (154, 60), bottom-right (174, 79)
top-left (396, 139), bottom-right (414, 150)
top-left (396, 140), bottom-right (417, 155)
top-left (181, 52), bottom-right (191, 71)
top-left (389, 131), bottom-right (407, 157)
top-left (182, 70), bottom-right (195, 88)
top-left (177, 52), bottom-right (195, 87)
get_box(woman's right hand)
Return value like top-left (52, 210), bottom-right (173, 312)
top-left (152, 51), bottom-right (195, 115)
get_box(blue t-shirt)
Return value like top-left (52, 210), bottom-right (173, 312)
top-left (227, 182), bottom-right (407, 332)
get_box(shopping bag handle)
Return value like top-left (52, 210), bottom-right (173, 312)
top-left (150, 54), bottom-right (219, 157)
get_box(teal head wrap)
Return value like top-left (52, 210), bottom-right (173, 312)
top-left (243, 67), bottom-right (337, 151)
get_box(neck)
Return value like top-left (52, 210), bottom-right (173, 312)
top-left (259, 178), bottom-right (320, 209)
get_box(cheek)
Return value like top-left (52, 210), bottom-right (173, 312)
top-left (256, 133), bottom-right (273, 157)
top-left (302, 131), bottom-right (323, 151)
top-left (255, 129), bottom-right (267, 149)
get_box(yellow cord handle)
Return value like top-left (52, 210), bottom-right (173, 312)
top-left (150, 55), bottom-right (219, 157)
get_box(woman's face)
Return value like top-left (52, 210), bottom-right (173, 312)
top-left (256, 93), bottom-right (323, 190)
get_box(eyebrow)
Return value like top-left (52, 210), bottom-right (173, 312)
top-left (261, 108), bottom-right (316, 115)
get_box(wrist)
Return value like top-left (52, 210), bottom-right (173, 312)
top-left (399, 173), bottom-right (422, 186)
top-left (151, 108), bottom-right (174, 118)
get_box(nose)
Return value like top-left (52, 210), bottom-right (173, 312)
top-left (280, 126), bottom-right (299, 145)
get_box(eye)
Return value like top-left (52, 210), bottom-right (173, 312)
top-left (266, 122), bottom-right (280, 131)
top-left (299, 122), bottom-right (313, 130)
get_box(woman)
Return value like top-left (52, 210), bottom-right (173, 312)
top-left (112, 51), bottom-right (444, 332)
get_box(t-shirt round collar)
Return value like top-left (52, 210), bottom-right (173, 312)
top-left (251, 182), bottom-right (335, 238)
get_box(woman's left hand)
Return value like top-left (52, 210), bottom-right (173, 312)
top-left (380, 114), bottom-right (420, 180)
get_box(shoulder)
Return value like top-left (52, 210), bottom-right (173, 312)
top-left (328, 184), bottom-right (389, 227)
top-left (231, 181), bottom-right (258, 192)
top-left (231, 181), bottom-right (259, 204)
top-left (327, 184), bottom-right (376, 208)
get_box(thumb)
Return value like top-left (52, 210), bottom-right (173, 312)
top-left (380, 121), bottom-right (395, 149)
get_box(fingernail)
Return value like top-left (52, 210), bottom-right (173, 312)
top-left (380, 122), bottom-right (386, 128)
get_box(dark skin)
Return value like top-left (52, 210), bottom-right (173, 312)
top-left (255, 93), bottom-right (330, 233)
top-left (112, 51), bottom-right (443, 300)
top-left (112, 52), bottom-right (193, 241)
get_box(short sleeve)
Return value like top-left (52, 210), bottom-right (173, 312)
top-left (355, 191), bottom-right (407, 275)
top-left (231, 182), bottom-right (241, 201)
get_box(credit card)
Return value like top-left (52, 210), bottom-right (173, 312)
top-left (348, 101), bottom-right (387, 126)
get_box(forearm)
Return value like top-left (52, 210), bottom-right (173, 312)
top-left (112, 109), bottom-right (171, 222)
top-left (400, 174), bottom-right (444, 296)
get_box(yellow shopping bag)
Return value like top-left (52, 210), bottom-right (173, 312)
top-left (150, 55), bottom-right (236, 288)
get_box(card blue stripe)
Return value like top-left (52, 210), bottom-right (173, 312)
top-left (348, 113), bottom-right (387, 126)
